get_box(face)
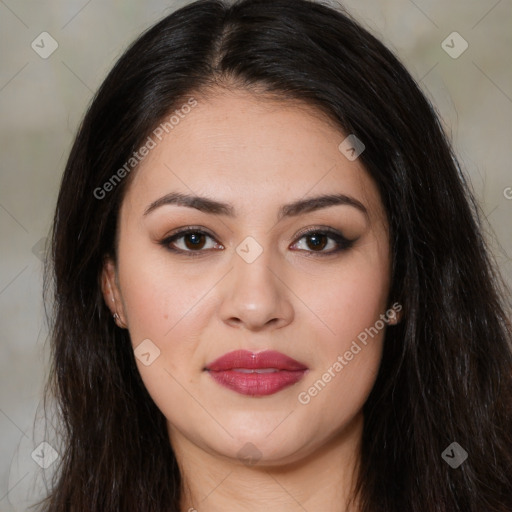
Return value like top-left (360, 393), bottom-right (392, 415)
top-left (102, 89), bottom-right (396, 466)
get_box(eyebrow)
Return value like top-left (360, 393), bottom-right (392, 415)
top-left (143, 191), bottom-right (368, 220)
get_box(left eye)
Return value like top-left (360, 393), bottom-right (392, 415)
top-left (294, 230), bottom-right (353, 254)
top-left (292, 231), bottom-right (341, 252)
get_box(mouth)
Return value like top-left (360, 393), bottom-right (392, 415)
top-left (204, 349), bottom-right (308, 397)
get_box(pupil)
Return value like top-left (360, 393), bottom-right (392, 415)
top-left (308, 233), bottom-right (326, 250)
top-left (186, 233), bottom-right (204, 249)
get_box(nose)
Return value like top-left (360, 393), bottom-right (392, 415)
top-left (217, 246), bottom-right (294, 333)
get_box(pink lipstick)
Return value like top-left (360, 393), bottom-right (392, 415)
top-left (205, 349), bottom-right (308, 396)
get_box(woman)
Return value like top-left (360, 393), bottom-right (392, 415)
top-left (36, 0), bottom-right (512, 510)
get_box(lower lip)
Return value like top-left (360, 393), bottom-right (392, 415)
top-left (207, 369), bottom-right (307, 396)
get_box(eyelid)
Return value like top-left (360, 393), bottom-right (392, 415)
top-left (163, 225), bottom-right (216, 240)
top-left (292, 224), bottom-right (347, 241)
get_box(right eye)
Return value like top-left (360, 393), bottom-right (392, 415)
top-left (159, 227), bottom-right (224, 256)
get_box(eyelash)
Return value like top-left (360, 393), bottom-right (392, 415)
top-left (159, 225), bottom-right (355, 258)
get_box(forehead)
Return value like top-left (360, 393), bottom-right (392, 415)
top-left (121, 89), bottom-right (385, 223)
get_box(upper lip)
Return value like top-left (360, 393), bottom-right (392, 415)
top-left (205, 350), bottom-right (308, 371)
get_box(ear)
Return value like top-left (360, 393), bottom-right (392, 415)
top-left (101, 257), bottom-right (128, 329)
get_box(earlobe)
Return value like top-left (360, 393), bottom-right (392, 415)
top-left (387, 301), bottom-right (403, 325)
top-left (388, 313), bottom-right (401, 325)
top-left (101, 258), bottom-right (128, 329)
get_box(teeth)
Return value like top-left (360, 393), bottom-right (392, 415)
top-left (232, 368), bottom-right (280, 374)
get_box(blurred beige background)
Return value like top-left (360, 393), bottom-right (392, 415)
top-left (1, 0), bottom-right (511, 509)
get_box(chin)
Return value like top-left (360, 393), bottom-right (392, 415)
top-left (202, 417), bottom-right (317, 466)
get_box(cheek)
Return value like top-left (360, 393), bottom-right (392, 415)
top-left (116, 246), bottom-right (217, 414)
top-left (118, 243), bottom-right (209, 346)
top-left (293, 248), bottom-right (390, 427)
top-left (298, 246), bottom-right (391, 348)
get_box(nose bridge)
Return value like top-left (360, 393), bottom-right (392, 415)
top-left (234, 236), bottom-right (277, 293)
top-left (217, 234), bottom-right (294, 330)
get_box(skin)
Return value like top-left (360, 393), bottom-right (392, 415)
top-left (102, 88), bottom-right (399, 511)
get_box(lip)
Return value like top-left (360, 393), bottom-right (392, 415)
top-left (205, 350), bottom-right (308, 397)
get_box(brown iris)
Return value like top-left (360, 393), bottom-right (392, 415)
top-left (183, 232), bottom-right (207, 250)
top-left (305, 233), bottom-right (328, 251)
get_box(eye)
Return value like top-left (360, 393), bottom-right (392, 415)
top-left (160, 227), bottom-right (223, 256)
top-left (159, 226), bottom-right (355, 257)
top-left (290, 227), bottom-right (355, 255)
